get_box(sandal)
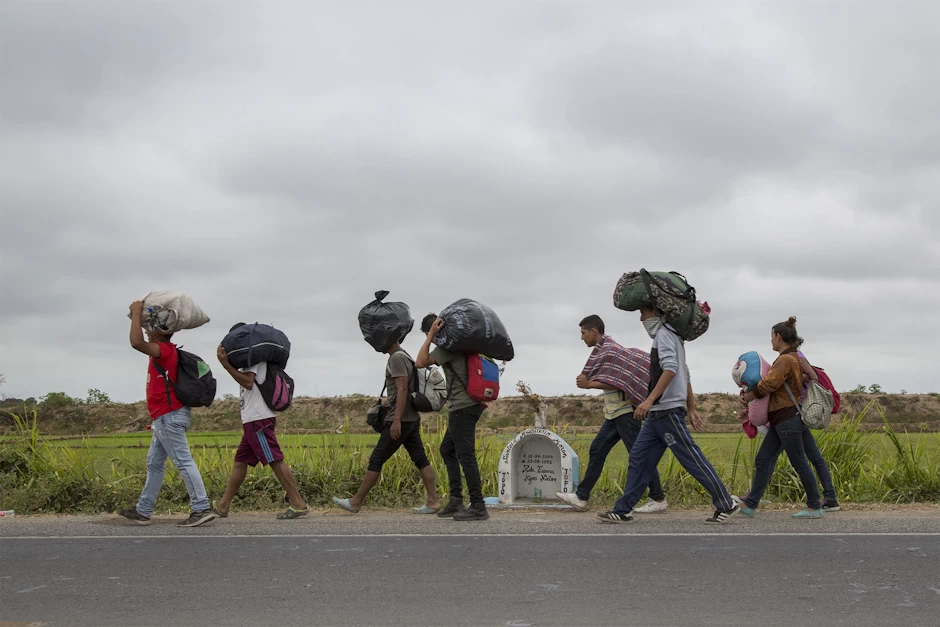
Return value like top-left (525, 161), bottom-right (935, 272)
top-left (413, 505), bottom-right (441, 515)
top-left (211, 499), bottom-right (228, 519)
top-left (332, 497), bottom-right (360, 514)
top-left (277, 506), bottom-right (309, 520)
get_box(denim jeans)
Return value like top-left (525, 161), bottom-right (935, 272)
top-left (614, 408), bottom-right (735, 514)
top-left (136, 407), bottom-right (210, 517)
top-left (577, 414), bottom-right (665, 502)
top-left (440, 404), bottom-right (485, 505)
top-left (763, 425), bottom-right (837, 503)
top-left (743, 414), bottom-right (822, 510)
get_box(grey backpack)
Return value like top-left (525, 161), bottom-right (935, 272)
top-left (784, 380), bottom-right (834, 430)
top-left (411, 364), bottom-right (448, 412)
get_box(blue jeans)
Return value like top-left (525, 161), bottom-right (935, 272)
top-left (136, 408), bottom-right (209, 516)
top-left (743, 414), bottom-right (822, 510)
top-left (614, 408), bottom-right (735, 514)
top-left (577, 414), bottom-right (665, 502)
top-left (762, 426), bottom-right (837, 503)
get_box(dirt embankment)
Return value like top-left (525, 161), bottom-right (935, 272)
top-left (3, 393), bottom-right (939, 436)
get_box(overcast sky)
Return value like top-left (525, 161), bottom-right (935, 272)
top-left (2, 1), bottom-right (938, 403)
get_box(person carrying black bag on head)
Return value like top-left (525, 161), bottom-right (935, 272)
top-left (416, 314), bottom-right (489, 522)
top-left (334, 296), bottom-right (442, 514)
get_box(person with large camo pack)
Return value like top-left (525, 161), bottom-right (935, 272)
top-left (601, 271), bottom-right (740, 524)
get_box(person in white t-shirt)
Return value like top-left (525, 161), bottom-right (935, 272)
top-left (212, 323), bottom-right (308, 520)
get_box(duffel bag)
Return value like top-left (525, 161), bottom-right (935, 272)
top-left (221, 323), bottom-right (291, 369)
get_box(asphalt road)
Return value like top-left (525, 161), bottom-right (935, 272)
top-left (2, 509), bottom-right (939, 626)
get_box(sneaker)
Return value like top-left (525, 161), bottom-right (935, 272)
top-left (556, 492), bottom-right (589, 512)
top-left (597, 510), bottom-right (634, 524)
top-left (117, 507), bottom-right (151, 525)
top-left (731, 495), bottom-right (756, 517)
top-left (793, 508), bottom-right (823, 519)
top-left (821, 501), bottom-right (841, 512)
top-left (436, 498), bottom-right (465, 519)
top-left (705, 506), bottom-right (740, 524)
top-left (634, 498), bottom-right (668, 514)
top-left (177, 509), bottom-right (217, 527)
top-left (453, 503), bottom-right (489, 522)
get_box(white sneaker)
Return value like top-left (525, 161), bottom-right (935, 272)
top-left (556, 492), bottom-right (589, 511)
top-left (634, 498), bottom-right (668, 514)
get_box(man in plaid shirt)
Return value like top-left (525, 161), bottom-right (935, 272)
top-left (556, 315), bottom-right (668, 514)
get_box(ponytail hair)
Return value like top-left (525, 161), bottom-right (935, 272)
top-left (772, 316), bottom-right (803, 348)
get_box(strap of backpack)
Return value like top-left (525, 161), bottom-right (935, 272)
top-left (410, 362), bottom-right (422, 395)
top-left (386, 348), bottom-right (417, 398)
top-left (151, 357), bottom-right (173, 405)
top-left (447, 356), bottom-right (471, 397)
top-left (151, 345), bottom-right (182, 405)
top-left (783, 382), bottom-right (803, 418)
top-left (402, 351), bottom-right (419, 396)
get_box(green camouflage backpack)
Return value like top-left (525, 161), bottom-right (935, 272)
top-left (613, 269), bottom-right (710, 342)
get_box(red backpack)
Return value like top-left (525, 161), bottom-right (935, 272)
top-left (452, 354), bottom-right (501, 403)
top-left (813, 367), bottom-right (841, 414)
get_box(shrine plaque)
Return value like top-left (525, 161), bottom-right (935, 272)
top-left (497, 428), bottom-right (579, 505)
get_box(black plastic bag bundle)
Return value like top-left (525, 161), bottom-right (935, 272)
top-left (359, 291), bottom-right (414, 353)
top-left (221, 323), bottom-right (291, 370)
top-left (434, 299), bottom-right (514, 361)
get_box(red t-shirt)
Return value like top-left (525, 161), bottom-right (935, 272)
top-left (146, 342), bottom-right (185, 419)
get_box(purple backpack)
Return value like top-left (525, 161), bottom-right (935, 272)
top-left (257, 363), bottom-right (295, 412)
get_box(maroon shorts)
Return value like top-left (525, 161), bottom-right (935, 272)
top-left (235, 418), bottom-right (284, 467)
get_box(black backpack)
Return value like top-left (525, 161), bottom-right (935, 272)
top-left (257, 363), bottom-right (295, 412)
top-left (152, 348), bottom-right (217, 408)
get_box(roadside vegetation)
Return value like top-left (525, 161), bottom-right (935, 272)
top-left (1, 403), bottom-right (937, 515)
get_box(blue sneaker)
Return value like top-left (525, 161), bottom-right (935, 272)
top-left (793, 508), bottom-right (823, 519)
top-left (732, 495), bottom-right (756, 517)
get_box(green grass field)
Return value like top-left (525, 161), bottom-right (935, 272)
top-left (46, 430), bottom-right (940, 479)
top-left (3, 408), bottom-right (939, 514)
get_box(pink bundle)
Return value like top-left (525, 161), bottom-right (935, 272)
top-left (732, 351), bottom-right (772, 437)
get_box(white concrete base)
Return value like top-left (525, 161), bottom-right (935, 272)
top-left (497, 428), bottom-right (580, 505)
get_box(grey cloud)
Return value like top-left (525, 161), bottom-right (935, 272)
top-left (0, 3), bottom-right (257, 131)
top-left (2, 2), bottom-right (939, 403)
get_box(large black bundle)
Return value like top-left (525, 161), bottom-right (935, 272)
top-left (434, 299), bottom-right (514, 361)
top-left (359, 291), bottom-right (414, 353)
top-left (221, 323), bottom-right (291, 369)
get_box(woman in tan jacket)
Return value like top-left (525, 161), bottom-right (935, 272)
top-left (737, 317), bottom-right (826, 519)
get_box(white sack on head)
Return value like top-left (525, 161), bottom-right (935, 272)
top-left (129, 290), bottom-right (210, 333)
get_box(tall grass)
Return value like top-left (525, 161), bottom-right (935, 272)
top-left (1, 407), bottom-right (938, 514)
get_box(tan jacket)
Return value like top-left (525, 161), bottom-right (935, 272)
top-left (754, 348), bottom-right (803, 425)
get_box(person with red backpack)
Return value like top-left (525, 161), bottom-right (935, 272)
top-left (117, 300), bottom-right (215, 528)
top-left (212, 323), bottom-right (308, 520)
top-left (735, 349), bottom-right (841, 511)
top-left (416, 313), bottom-right (489, 522)
top-left (736, 317), bottom-right (835, 518)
